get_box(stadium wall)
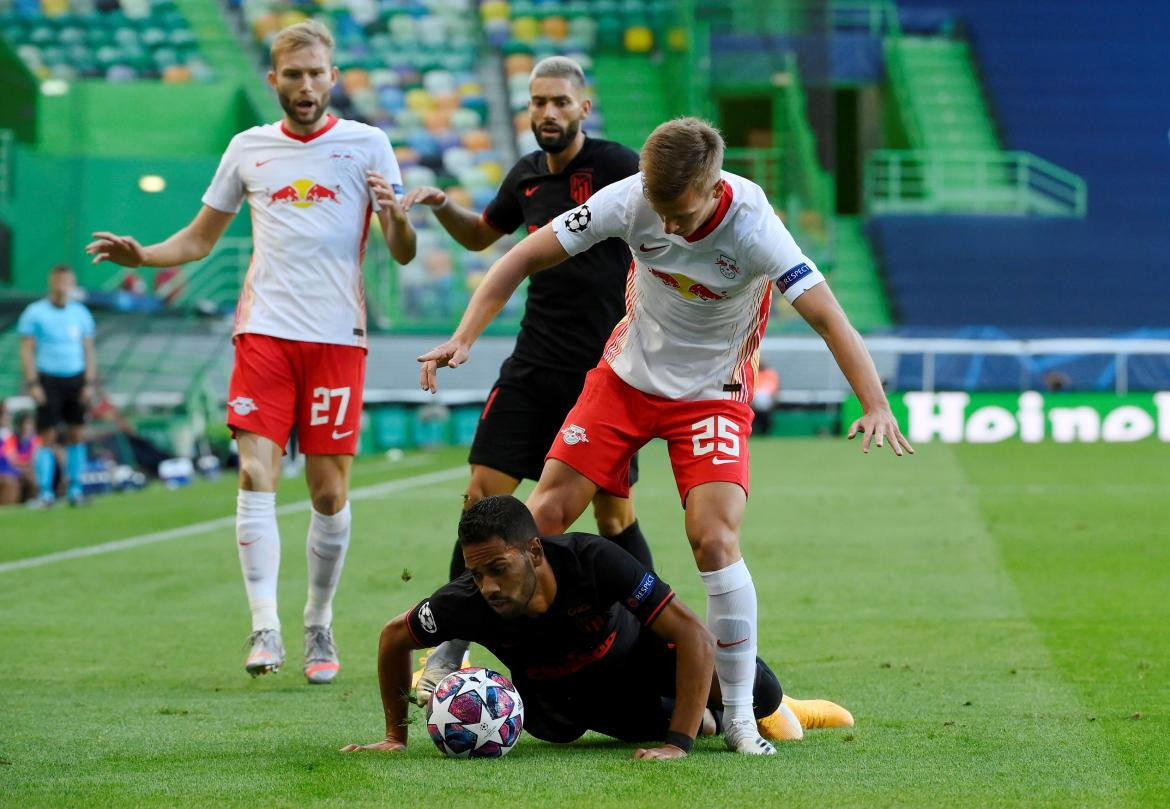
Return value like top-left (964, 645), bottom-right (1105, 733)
top-left (0, 146), bottom-right (250, 291)
top-left (0, 81), bottom-right (257, 291)
top-left (867, 215), bottom-right (1170, 329)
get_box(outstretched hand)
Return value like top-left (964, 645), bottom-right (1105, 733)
top-left (86, 232), bottom-right (146, 267)
top-left (416, 339), bottom-right (471, 393)
top-left (339, 739), bottom-right (406, 754)
top-left (847, 408), bottom-right (915, 456)
top-left (632, 744), bottom-right (688, 761)
top-left (401, 185), bottom-right (447, 212)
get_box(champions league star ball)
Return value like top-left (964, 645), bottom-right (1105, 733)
top-left (426, 667), bottom-right (524, 758)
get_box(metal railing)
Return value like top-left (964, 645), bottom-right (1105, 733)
top-left (99, 228), bottom-right (525, 335)
top-left (830, 0), bottom-right (902, 37)
top-left (864, 150), bottom-right (1087, 216)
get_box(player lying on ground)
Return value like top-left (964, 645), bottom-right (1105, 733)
top-left (341, 496), bottom-right (852, 760)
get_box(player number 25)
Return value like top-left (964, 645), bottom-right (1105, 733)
top-left (310, 386), bottom-right (351, 427)
top-left (691, 416), bottom-right (740, 457)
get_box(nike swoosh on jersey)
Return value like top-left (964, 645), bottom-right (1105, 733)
top-left (716, 637), bottom-right (748, 648)
top-left (331, 430), bottom-right (354, 440)
top-left (712, 457), bottom-right (738, 465)
top-left (524, 185), bottom-right (541, 197)
top-left (639, 243), bottom-right (668, 252)
top-left (255, 158), bottom-right (275, 167)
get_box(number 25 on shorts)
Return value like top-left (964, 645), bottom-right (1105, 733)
top-left (692, 416), bottom-right (740, 459)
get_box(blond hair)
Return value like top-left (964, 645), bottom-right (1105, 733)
top-left (270, 20), bottom-right (334, 69)
top-left (639, 117), bottom-right (725, 202)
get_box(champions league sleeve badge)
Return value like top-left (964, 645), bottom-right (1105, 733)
top-left (563, 204), bottom-right (591, 233)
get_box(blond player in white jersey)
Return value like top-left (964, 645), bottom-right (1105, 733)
top-left (86, 21), bottom-right (416, 684)
top-left (419, 117), bottom-right (911, 757)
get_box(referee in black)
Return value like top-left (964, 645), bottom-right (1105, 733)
top-left (403, 56), bottom-right (654, 699)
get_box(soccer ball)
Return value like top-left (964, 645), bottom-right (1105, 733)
top-left (426, 667), bottom-right (524, 758)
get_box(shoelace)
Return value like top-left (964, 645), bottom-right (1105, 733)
top-left (305, 626), bottom-right (335, 662)
top-left (244, 628), bottom-right (279, 651)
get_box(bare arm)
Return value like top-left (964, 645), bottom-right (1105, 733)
top-left (367, 171), bottom-right (417, 264)
top-left (19, 337), bottom-right (44, 404)
top-left (81, 336), bottom-right (97, 404)
top-left (792, 282), bottom-right (913, 456)
top-left (417, 224), bottom-right (569, 392)
top-left (340, 613), bottom-right (418, 753)
top-left (86, 205), bottom-right (235, 268)
top-left (633, 597), bottom-right (715, 760)
top-left (401, 186), bottom-right (503, 251)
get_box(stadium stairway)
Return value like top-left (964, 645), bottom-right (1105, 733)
top-left (830, 216), bottom-right (891, 333)
top-left (172, 0), bottom-right (270, 116)
top-left (591, 52), bottom-right (673, 149)
top-left (886, 36), bottom-right (998, 153)
top-left (871, 0), bottom-right (1170, 329)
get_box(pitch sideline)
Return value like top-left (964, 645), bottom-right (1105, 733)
top-left (0, 465), bottom-right (466, 575)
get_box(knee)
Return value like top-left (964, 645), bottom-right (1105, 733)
top-left (238, 454), bottom-right (276, 492)
top-left (593, 514), bottom-right (627, 537)
top-left (310, 485), bottom-right (346, 515)
top-left (463, 483), bottom-right (489, 512)
top-left (688, 529), bottom-right (740, 571)
top-left (592, 499), bottom-right (634, 537)
top-left (529, 496), bottom-right (571, 535)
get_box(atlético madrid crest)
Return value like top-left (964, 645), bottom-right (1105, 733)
top-left (570, 171), bottom-right (593, 205)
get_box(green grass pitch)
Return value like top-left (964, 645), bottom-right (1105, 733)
top-left (0, 438), bottom-right (1166, 807)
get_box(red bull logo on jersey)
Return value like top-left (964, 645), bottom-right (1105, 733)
top-left (646, 266), bottom-right (727, 301)
top-left (267, 178), bottom-right (341, 208)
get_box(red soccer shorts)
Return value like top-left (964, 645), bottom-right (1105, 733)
top-left (226, 333), bottom-right (366, 456)
top-left (546, 363), bottom-right (753, 505)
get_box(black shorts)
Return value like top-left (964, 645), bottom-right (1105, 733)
top-left (517, 631), bottom-right (782, 745)
top-left (35, 373), bottom-right (87, 432)
top-left (469, 356), bottom-right (639, 486)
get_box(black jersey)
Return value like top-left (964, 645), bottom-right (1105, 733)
top-left (406, 533), bottom-right (674, 685)
top-left (482, 137), bottom-right (639, 372)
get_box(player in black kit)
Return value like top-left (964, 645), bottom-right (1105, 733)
top-left (403, 56), bottom-right (652, 699)
top-left (340, 496), bottom-right (821, 760)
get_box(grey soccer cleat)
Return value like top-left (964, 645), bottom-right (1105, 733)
top-left (244, 628), bottom-right (285, 677)
top-left (303, 625), bottom-right (340, 685)
top-left (724, 718), bottom-right (778, 755)
top-left (411, 639), bottom-right (470, 706)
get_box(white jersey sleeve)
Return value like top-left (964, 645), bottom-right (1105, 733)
top-left (745, 210), bottom-right (825, 303)
top-left (551, 175), bottom-right (634, 255)
top-left (202, 134), bottom-right (247, 214)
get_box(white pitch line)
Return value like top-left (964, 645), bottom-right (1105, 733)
top-left (0, 465), bottom-right (467, 575)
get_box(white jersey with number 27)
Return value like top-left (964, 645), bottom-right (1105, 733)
top-left (202, 116), bottom-right (403, 348)
top-left (552, 171), bottom-right (825, 402)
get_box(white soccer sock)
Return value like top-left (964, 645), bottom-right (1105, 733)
top-left (237, 490), bottom-right (280, 632)
top-left (701, 558), bottom-right (758, 725)
top-left (304, 502), bottom-right (351, 628)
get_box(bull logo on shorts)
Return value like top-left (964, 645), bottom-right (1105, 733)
top-left (561, 424), bottom-right (589, 445)
top-left (228, 396), bottom-right (258, 416)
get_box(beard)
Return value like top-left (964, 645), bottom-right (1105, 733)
top-left (532, 117), bottom-right (580, 154)
top-left (279, 90), bottom-right (330, 126)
